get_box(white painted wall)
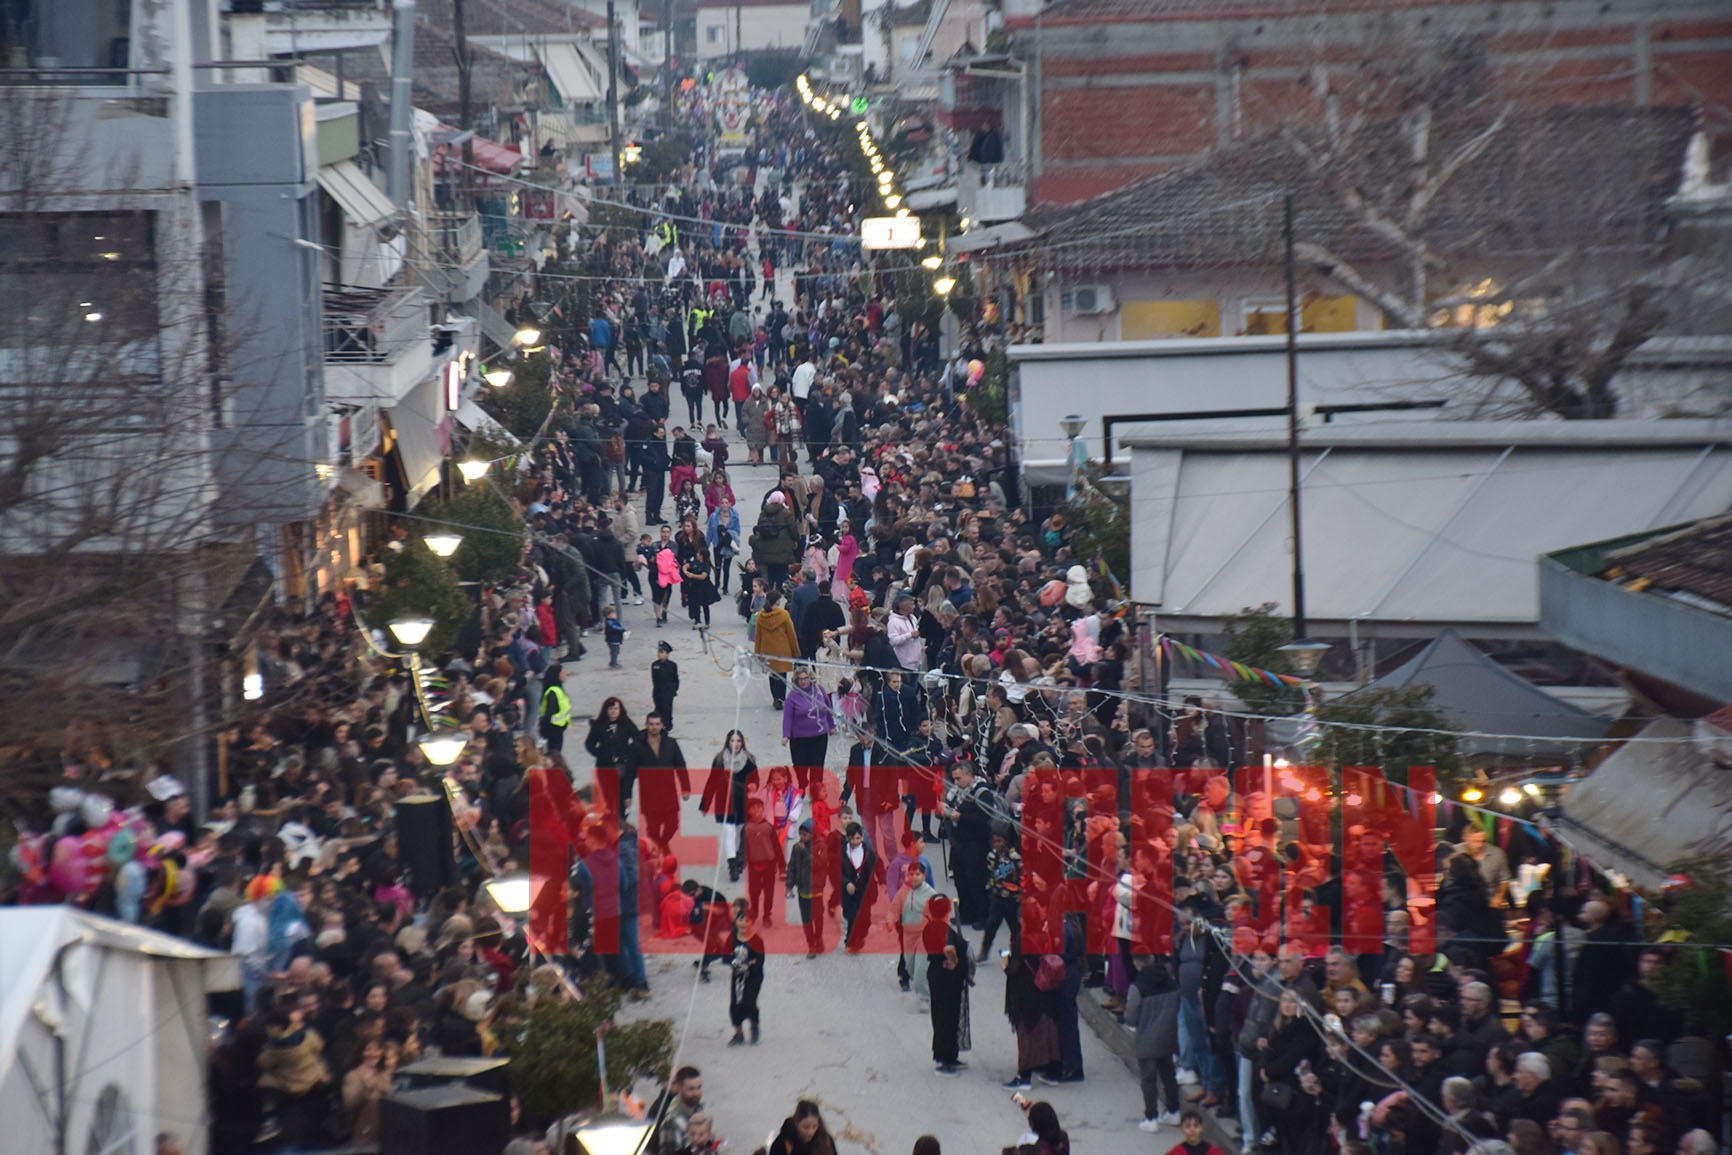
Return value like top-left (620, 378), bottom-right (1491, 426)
top-left (695, 3), bottom-right (810, 58)
top-left (1010, 332), bottom-right (1486, 477)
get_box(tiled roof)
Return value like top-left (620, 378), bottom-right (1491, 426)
top-left (1007, 105), bottom-right (1695, 274)
top-left (1034, 0), bottom-right (1469, 25)
top-left (445, 0), bottom-right (606, 35)
top-left (1601, 515), bottom-right (1732, 619)
top-left (339, 18), bottom-right (538, 117)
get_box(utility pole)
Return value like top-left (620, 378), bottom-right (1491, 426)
top-left (453, 0), bottom-right (477, 224)
top-left (734, 0), bottom-right (742, 62)
top-left (1283, 191), bottom-right (1307, 639)
top-left (607, 0), bottom-right (623, 189)
top-left (664, 0), bottom-right (674, 127)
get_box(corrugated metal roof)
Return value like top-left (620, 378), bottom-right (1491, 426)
top-left (1129, 422), bottom-right (1732, 628)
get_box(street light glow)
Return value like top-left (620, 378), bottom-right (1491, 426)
top-left (387, 617), bottom-right (434, 647)
top-left (457, 459), bottom-right (490, 481)
top-left (484, 367), bottom-right (513, 387)
top-left (933, 275), bottom-right (956, 295)
top-left (513, 327), bottom-right (541, 346)
top-left (424, 533), bottom-right (463, 557)
top-left (418, 732), bottom-right (469, 766)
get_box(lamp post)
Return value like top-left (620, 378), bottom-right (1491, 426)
top-left (457, 459), bottom-right (490, 482)
top-left (387, 617), bottom-right (467, 763)
top-left (1276, 191), bottom-right (1330, 681)
top-left (1060, 413), bottom-right (1086, 501)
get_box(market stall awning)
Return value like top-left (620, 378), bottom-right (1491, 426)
top-left (435, 129), bottom-right (524, 175)
top-left (536, 42), bottom-right (601, 103)
top-left (462, 296), bottom-right (520, 355)
top-left (455, 397), bottom-right (519, 446)
top-left (387, 404), bottom-right (447, 505)
top-left (1553, 717), bottom-right (1732, 891)
top-left (317, 159), bottom-right (397, 229)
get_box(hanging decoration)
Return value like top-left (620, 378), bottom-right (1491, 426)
top-left (1162, 637), bottom-right (1306, 687)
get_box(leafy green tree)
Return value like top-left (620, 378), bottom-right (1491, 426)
top-left (365, 544), bottom-right (472, 657)
top-left (512, 978), bottom-right (675, 1124)
top-left (1652, 853), bottom-right (1732, 1038)
top-left (965, 346), bottom-right (1009, 426)
top-left (1221, 604), bottom-right (1304, 716)
top-left (1063, 483), bottom-right (1129, 592)
top-left (418, 485), bottom-right (524, 585)
top-left (1314, 683), bottom-right (1460, 785)
top-left (478, 352), bottom-right (553, 441)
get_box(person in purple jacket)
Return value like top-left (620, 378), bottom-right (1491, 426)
top-left (780, 665), bottom-right (834, 793)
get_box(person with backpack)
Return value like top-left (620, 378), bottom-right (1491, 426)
top-left (749, 491), bottom-right (800, 591)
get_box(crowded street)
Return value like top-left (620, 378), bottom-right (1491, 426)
top-left (5, 9), bottom-right (1732, 1155)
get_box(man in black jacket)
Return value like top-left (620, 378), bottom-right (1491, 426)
top-left (945, 761), bottom-right (993, 928)
top-left (641, 420), bottom-right (669, 525)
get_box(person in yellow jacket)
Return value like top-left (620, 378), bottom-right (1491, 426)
top-left (752, 589), bottom-right (800, 709)
top-left (539, 663), bottom-right (572, 754)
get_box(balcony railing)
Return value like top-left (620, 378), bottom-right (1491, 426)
top-left (428, 211), bottom-right (484, 268)
top-left (322, 284), bottom-right (427, 364)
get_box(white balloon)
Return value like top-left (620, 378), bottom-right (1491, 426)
top-left (79, 793), bottom-right (114, 830)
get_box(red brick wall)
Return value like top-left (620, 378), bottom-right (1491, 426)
top-left (1029, 3), bottom-right (1732, 205)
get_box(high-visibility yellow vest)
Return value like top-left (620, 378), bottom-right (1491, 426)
top-left (542, 684), bottom-right (572, 727)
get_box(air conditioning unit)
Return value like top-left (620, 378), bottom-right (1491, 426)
top-left (1071, 284), bottom-right (1116, 315)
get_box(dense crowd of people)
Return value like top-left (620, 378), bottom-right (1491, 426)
top-left (2, 77), bottom-right (1723, 1155)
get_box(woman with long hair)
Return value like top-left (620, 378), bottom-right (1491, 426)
top-left (701, 730), bottom-right (757, 882)
top-left (1022, 1100), bottom-right (1070, 1155)
top-left (584, 698), bottom-right (638, 804)
top-left (773, 1099), bottom-right (837, 1155)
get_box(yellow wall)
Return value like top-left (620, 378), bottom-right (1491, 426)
top-left (1121, 299), bottom-right (1221, 340)
top-left (1243, 295), bottom-right (1358, 335)
top-left (1302, 294), bottom-right (1357, 333)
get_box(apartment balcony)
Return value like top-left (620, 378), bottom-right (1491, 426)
top-left (423, 211), bottom-right (491, 304)
top-left (322, 284), bottom-right (433, 406)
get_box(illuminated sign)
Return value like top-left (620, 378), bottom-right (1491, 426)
top-left (861, 215), bottom-right (922, 250)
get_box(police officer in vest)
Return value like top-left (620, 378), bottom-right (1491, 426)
top-left (539, 664), bottom-right (572, 754)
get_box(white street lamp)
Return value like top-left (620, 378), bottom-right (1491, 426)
top-left (457, 459), bottom-right (490, 482)
top-left (387, 616), bottom-right (434, 647)
top-left (418, 731), bottom-right (469, 766)
top-left (513, 327), bottom-right (542, 346)
top-left (933, 275), bottom-right (956, 295)
top-left (1278, 639), bottom-right (1330, 678)
top-left (483, 869), bottom-right (534, 914)
top-left (424, 532), bottom-right (463, 558)
top-left (565, 1115), bottom-right (654, 1155)
top-left (484, 367), bottom-right (513, 387)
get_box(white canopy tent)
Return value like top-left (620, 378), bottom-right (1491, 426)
top-left (0, 908), bottom-right (238, 1155)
